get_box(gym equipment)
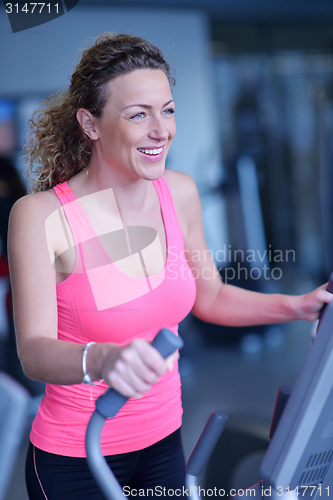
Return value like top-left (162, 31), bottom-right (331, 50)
top-left (232, 273), bottom-right (333, 498)
top-left (185, 411), bottom-right (228, 500)
top-left (86, 328), bottom-right (228, 500)
top-left (0, 372), bottom-right (30, 500)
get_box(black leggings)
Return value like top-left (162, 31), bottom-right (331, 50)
top-left (25, 429), bottom-right (186, 500)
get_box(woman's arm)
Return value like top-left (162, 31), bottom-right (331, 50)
top-left (166, 171), bottom-right (333, 327)
top-left (193, 281), bottom-right (331, 327)
top-left (8, 193), bottom-right (171, 398)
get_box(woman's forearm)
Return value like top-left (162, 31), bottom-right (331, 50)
top-left (18, 335), bottom-right (172, 399)
top-left (193, 283), bottom-right (330, 327)
top-left (18, 336), bottom-right (116, 385)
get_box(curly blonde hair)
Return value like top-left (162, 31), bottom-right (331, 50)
top-left (24, 33), bottom-right (174, 193)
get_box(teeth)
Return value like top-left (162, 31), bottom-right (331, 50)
top-left (138, 147), bottom-right (163, 155)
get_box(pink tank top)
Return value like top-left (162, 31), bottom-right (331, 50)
top-left (30, 176), bottom-right (196, 457)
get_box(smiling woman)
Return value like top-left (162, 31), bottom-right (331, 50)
top-left (76, 69), bottom-right (176, 183)
top-left (7, 32), bottom-right (333, 500)
top-left (10, 33), bottom-right (194, 500)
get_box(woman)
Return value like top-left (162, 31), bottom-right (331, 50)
top-left (8, 33), bottom-right (332, 499)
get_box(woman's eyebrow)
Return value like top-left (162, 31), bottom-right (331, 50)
top-left (123, 99), bottom-right (174, 110)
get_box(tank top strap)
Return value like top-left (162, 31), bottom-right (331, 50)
top-left (152, 176), bottom-right (184, 245)
top-left (53, 181), bottom-right (76, 205)
top-left (52, 181), bottom-right (96, 260)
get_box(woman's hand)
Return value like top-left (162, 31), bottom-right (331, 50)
top-left (100, 340), bottom-right (179, 399)
top-left (296, 283), bottom-right (333, 322)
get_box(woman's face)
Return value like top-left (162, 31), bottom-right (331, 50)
top-left (90, 69), bottom-right (176, 182)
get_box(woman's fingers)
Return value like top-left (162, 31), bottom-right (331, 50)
top-left (107, 363), bottom-right (152, 399)
top-left (165, 351), bottom-right (180, 372)
top-left (300, 284), bottom-right (333, 322)
top-left (125, 340), bottom-right (167, 378)
top-left (103, 339), bottom-right (177, 398)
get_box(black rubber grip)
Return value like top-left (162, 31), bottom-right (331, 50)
top-left (186, 410), bottom-right (228, 477)
top-left (269, 384), bottom-right (293, 440)
top-left (95, 329), bottom-right (183, 419)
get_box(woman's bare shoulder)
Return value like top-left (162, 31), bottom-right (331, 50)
top-left (10, 189), bottom-right (60, 222)
top-left (163, 169), bottom-right (199, 205)
top-left (8, 189), bottom-right (62, 247)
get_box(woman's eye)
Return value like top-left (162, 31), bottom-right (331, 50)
top-left (163, 108), bottom-right (175, 115)
top-left (130, 112), bottom-right (146, 120)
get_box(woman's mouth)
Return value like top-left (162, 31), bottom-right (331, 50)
top-left (136, 146), bottom-right (165, 162)
top-left (137, 147), bottom-right (163, 156)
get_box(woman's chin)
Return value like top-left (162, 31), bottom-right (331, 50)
top-left (138, 162), bottom-right (166, 181)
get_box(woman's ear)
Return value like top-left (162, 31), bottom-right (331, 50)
top-left (76, 109), bottom-right (99, 141)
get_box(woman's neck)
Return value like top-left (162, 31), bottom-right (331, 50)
top-left (69, 161), bottom-right (156, 217)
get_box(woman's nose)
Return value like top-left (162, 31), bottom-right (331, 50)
top-left (148, 117), bottom-right (169, 141)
